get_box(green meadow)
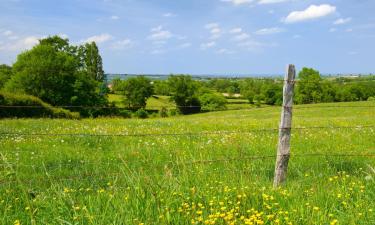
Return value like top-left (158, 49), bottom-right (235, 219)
top-left (0, 101), bottom-right (374, 225)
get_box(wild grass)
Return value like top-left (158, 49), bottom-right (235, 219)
top-left (0, 101), bottom-right (374, 224)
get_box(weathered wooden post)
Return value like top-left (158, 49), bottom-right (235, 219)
top-left (273, 64), bottom-right (296, 187)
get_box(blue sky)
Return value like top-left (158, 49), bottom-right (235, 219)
top-left (0, 0), bottom-right (374, 75)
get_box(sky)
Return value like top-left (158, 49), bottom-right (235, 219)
top-left (0, 0), bottom-right (374, 75)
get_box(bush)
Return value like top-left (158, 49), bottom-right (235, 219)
top-left (368, 96), bottom-right (375, 101)
top-left (118, 110), bottom-right (132, 118)
top-left (0, 92), bottom-right (79, 119)
top-left (135, 108), bottom-right (148, 119)
top-left (169, 109), bottom-right (178, 116)
top-left (199, 93), bottom-right (227, 111)
top-left (159, 107), bottom-right (168, 118)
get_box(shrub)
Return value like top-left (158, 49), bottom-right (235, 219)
top-left (199, 93), bottom-right (227, 111)
top-left (159, 107), bottom-right (168, 118)
top-left (135, 108), bottom-right (148, 119)
top-left (368, 96), bottom-right (375, 101)
top-left (118, 110), bottom-right (132, 118)
top-left (169, 109), bottom-right (178, 116)
top-left (0, 91), bottom-right (79, 119)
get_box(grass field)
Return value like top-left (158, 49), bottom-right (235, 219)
top-left (0, 101), bottom-right (374, 224)
top-left (109, 94), bottom-right (254, 111)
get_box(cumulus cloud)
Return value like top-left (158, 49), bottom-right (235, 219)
top-left (83, 33), bottom-right (113, 44)
top-left (232, 33), bottom-right (250, 41)
top-left (3, 30), bottom-right (13, 36)
top-left (284, 4), bottom-right (336, 23)
top-left (0, 36), bottom-right (40, 52)
top-left (148, 26), bottom-right (173, 40)
top-left (333, 17), bottom-right (352, 25)
top-left (230, 28), bottom-right (243, 34)
top-left (216, 48), bottom-right (235, 54)
top-left (200, 41), bottom-right (216, 50)
top-left (205, 23), bottom-right (223, 39)
top-left (221, 0), bottom-right (254, 6)
top-left (111, 39), bottom-right (132, 50)
top-left (254, 27), bottom-right (285, 35)
top-left (163, 13), bottom-right (176, 17)
top-left (258, 0), bottom-right (291, 4)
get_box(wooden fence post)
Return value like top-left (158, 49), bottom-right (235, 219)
top-left (273, 64), bottom-right (296, 187)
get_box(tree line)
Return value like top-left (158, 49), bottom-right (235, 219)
top-left (0, 35), bottom-right (374, 118)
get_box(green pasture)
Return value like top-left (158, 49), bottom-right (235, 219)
top-left (0, 101), bottom-right (374, 224)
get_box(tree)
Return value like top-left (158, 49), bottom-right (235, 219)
top-left (0, 64), bottom-right (13, 89)
top-left (199, 93), bottom-right (227, 111)
top-left (80, 42), bottom-right (104, 82)
top-left (5, 44), bottom-right (79, 105)
top-left (295, 67), bottom-right (322, 104)
top-left (122, 76), bottom-right (153, 109)
top-left (261, 83), bottom-right (283, 105)
top-left (167, 75), bottom-right (201, 114)
top-left (5, 36), bottom-right (107, 108)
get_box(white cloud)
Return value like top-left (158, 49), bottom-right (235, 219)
top-left (258, 0), bottom-right (291, 4)
top-left (346, 28), bottom-right (353, 32)
top-left (111, 39), bottom-right (132, 50)
top-left (230, 28), bottom-right (242, 34)
top-left (205, 23), bottom-right (219, 29)
top-left (254, 27), bottom-right (285, 35)
top-left (210, 27), bottom-right (221, 34)
top-left (200, 41), bottom-right (216, 50)
top-left (0, 36), bottom-right (40, 52)
top-left (333, 17), bottom-right (352, 25)
top-left (148, 26), bottom-right (173, 40)
top-left (237, 40), bottom-right (264, 50)
top-left (163, 13), bottom-right (176, 17)
top-left (83, 33), bottom-right (113, 44)
top-left (148, 30), bottom-right (172, 40)
top-left (111, 15), bottom-right (119, 20)
top-left (232, 33), bottom-right (250, 41)
top-left (284, 4), bottom-right (336, 23)
top-left (216, 48), bottom-right (235, 54)
top-left (329, 28), bottom-right (337, 32)
top-left (3, 30), bottom-right (13, 36)
top-left (205, 23), bottom-right (223, 39)
top-left (221, 0), bottom-right (254, 6)
top-left (150, 49), bottom-right (166, 55)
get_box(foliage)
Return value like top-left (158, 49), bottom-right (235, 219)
top-left (79, 42), bottom-right (105, 82)
top-left (153, 80), bottom-right (171, 95)
top-left (167, 75), bottom-right (201, 114)
top-left (199, 93), bottom-right (227, 111)
top-left (159, 106), bottom-right (168, 118)
top-left (0, 91), bottom-right (79, 119)
top-left (295, 67), bottom-right (323, 104)
top-left (4, 36), bottom-right (107, 110)
top-left (0, 64), bottom-right (13, 89)
top-left (122, 76), bottom-right (153, 109)
top-left (135, 108), bottom-right (148, 118)
top-left (118, 109), bottom-right (132, 118)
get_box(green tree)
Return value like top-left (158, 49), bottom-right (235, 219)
top-left (261, 83), bottom-right (283, 105)
top-left (199, 93), bottom-right (227, 111)
top-left (295, 68), bottom-right (323, 104)
top-left (5, 44), bottom-right (79, 105)
top-left (0, 64), bottom-right (13, 89)
top-left (5, 36), bottom-right (107, 108)
top-left (80, 42), bottom-right (104, 82)
top-left (122, 76), bottom-right (153, 109)
top-left (167, 75), bottom-right (201, 114)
